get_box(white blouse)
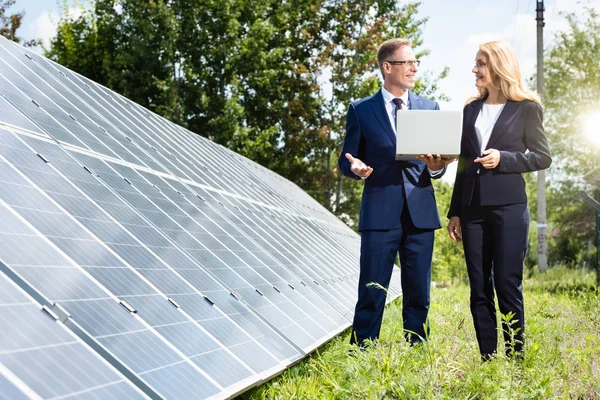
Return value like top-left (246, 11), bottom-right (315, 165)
top-left (474, 103), bottom-right (505, 154)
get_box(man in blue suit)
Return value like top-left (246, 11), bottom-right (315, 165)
top-left (339, 38), bottom-right (455, 347)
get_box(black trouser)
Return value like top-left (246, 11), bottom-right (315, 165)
top-left (461, 200), bottom-right (529, 358)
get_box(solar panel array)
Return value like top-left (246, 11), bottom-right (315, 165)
top-left (0, 36), bottom-right (402, 399)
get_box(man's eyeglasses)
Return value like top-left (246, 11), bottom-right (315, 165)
top-left (385, 60), bottom-right (420, 67)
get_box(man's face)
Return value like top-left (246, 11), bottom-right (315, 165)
top-left (382, 45), bottom-right (418, 90)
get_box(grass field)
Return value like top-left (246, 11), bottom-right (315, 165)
top-left (245, 267), bottom-right (600, 399)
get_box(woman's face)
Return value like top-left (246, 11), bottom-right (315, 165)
top-left (472, 50), bottom-right (493, 89)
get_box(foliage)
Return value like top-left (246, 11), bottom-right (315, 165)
top-left (548, 183), bottom-right (597, 268)
top-left (48, 0), bottom-right (183, 122)
top-left (46, 0), bottom-right (448, 221)
top-left (524, 171), bottom-right (540, 272)
top-left (0, 0), bottom-right (39, 46)
top-left (526, 263), bottom-right (598, 294)
top-left (543, 8), bottom-right (600, 268)
top-left (432, 180), bottom-right (466, 284)
top-left (245, 268), bottom-right (600, 399)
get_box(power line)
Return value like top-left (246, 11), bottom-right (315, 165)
top-left (547, 0), bottom-right (560, 31)
top-left (514, 0), bottom-right (535, 55)
top-left (510, 0), bottom-right (522, 47)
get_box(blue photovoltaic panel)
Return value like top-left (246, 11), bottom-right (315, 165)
top-left (0, 35), bottom-right (402, 399)
top-left (0, 128), bottom-right (287, 395)
top-left (0, 269), bottom-right (148, 400)
top-left (0, 140), bottom-right (222, 399)
top-left (70, 151), bottom-right (338, 350)
top-left (24, 132), bottom-right (298, 368)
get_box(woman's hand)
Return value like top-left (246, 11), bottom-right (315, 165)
top-left (474, 149), bottom-right (500, 169)
top-left (447, 216), bottom-right (462, 242)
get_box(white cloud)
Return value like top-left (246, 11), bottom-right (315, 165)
top-left (464, 12), bottom-right (537, 80)
top-left (25, 11), bottom-right (59, 51)
top-left (22, 7), bottom-right (85, 54)
top-left (476, 6), bottom-right (498, 18)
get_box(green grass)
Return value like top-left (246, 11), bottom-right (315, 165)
top-left (245, 267), bottom-right (600, 399)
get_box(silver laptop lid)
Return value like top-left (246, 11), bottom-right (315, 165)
top-left (395, 110), bottom-right (462, 161)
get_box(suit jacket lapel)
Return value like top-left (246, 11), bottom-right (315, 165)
top-left (408, 91), bottom-right (421, 110)
top-left (369, 89), bottom-right (396, 147)
top-left (485, 100), bottom-right (518, 150)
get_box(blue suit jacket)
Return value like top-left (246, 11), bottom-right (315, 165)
top-left (338, 89), bottom-right (445, 231)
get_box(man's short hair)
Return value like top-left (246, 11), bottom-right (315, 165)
top-left (377, 38), bottom-right (412, 76)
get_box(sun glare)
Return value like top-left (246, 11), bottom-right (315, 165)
top-left (582, 112), bottom-right (600, 148)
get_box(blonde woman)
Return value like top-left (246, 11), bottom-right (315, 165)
top-left (447, 41), bottom-right (552, 360)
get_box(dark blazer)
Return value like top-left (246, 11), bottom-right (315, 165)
top-left (338, 90), bottom-right (445, 231)
top-left (448, 98), bottom-right (552, 218)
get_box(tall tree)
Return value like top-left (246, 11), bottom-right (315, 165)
top-left (543, 8), bottom-right (600, 267)
top-left (48, 0), bottom-right (183, 122)
top-left (0, 0), bottom-right (39, 46)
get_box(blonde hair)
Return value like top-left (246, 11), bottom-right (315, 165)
top-left (377, 38), bottom-right (412, 76)
top-left (468, 40), bottom-right (541, 105)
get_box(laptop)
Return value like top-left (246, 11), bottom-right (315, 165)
top-left (395, 110), bottom-right (462, 160)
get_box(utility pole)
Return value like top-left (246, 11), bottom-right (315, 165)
top-left (536, 0), bottom-right (548, 272)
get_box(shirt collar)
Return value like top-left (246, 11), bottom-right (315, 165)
top-left (381, 87), bottom-right (409, 107)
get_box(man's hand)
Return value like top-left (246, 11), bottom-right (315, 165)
top-left (416, 154), bottom-right (457, 170)
top-left (447, 216), bottom-right (462, 242)
top-left (474, 149), bottom-right (500, 169)
top-left (345, 153), bottom-right (373, 179)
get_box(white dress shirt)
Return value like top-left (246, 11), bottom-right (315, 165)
top-left (381, 87), bottom-right (442, 177)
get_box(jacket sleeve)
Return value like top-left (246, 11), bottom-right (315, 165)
top-left (338, 103), bottom-right (362, 180)
top-left (497, 101), bottom-right (552, 173)
top-left (447, 105), bottom-right (469, 218)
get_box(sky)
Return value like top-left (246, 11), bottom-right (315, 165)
top-left (10, 0), bottom-right (600, 181)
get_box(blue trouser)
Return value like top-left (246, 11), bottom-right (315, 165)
top-left (351, 211), bottom-right (434, 346)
